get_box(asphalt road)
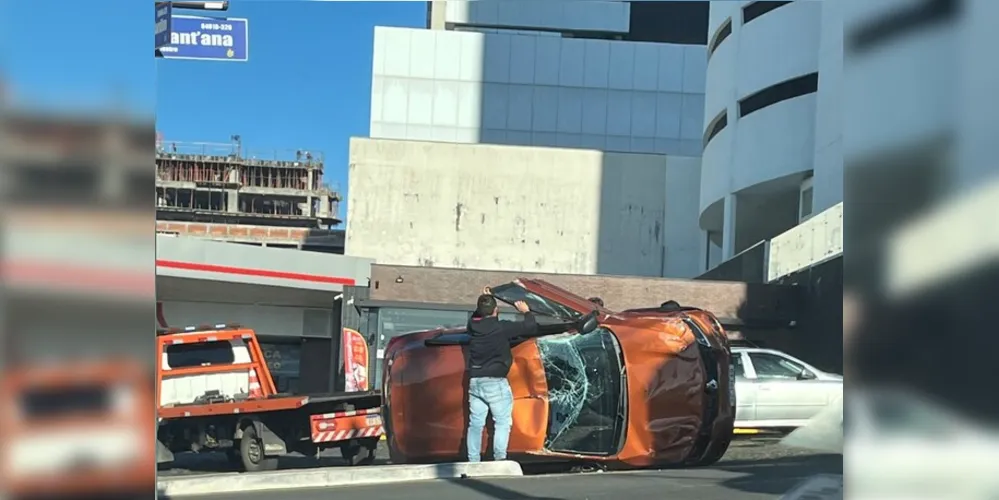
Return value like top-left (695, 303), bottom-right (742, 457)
top-left (162, 437), bottom-right (842, 500)
top-left (160, 435), bottom-right (814, 476)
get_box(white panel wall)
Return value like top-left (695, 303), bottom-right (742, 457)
top-left (700, 1), bottom-right (823, 222)
top-left (370, 26), bottom-right (706, 157)
top-left (445, 1), bottom-right (630, 34)
top-left (346, 138), bottom-right (704, 279)
top-left (767, 203), bottom-right (843, 282)
top-left (159, 301), bottom-right (333, 338)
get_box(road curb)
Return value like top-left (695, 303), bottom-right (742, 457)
top-left (157, 461), bottom-right (525, 497)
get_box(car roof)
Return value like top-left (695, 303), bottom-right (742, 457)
top-left (731, 346), bottom-right (784, 354)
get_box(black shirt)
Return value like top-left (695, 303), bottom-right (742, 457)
top-left (466, 313), bottom-right (539, 379)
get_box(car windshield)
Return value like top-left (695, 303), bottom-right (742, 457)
top-left (490, 283), bottom-right (582, 321)
top-left (536, 327), bottom-right (625, 455)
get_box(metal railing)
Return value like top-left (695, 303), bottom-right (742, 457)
top-left (156, 141), bottom-right (326, 169)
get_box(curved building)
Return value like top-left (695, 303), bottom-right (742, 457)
top-left (700, 1), bottom-right (842, 265)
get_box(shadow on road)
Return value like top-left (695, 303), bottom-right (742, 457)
top-left (718, 453), bottom-right (842, 495)
top-left (441, 476), bottom-right (561, 500)
top-left (601, 453), bottom-right (841, 497)
top-left (161, 445), bottom-right (390, 475)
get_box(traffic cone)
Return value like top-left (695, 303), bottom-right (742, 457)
top-left (248, 368), bottom-right (263, 399)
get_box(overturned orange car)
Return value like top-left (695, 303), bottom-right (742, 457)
top-left (382, 278), bottom-right (735, 469)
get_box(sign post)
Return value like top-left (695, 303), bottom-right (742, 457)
top-left (157, 14), bottom-right (249, 62)
top-left (154, 2), bottom-right (173, 50)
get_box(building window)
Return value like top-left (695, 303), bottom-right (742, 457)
top-left (799, 175), bottom-right (815, 222)
top-left (708, 18), bottom-right (732, 58)
top-left (377, 308), bottom-right (470, 341)
top-left (259, 338), bottom-right (302, 394)
top-left (742, 1), bottom-right (792, 26)
top-left (374, 307), bottom-right (471, 387)
top-left (703, 109), bottom-right (728, 148)
top-left (626, 1), bottom-right (709, 45)
top-left (737, 72), bottom-right (819, 119)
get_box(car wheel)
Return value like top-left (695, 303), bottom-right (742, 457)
top-left (690, 427), bottom-right (733, 467)
top-left (240, 426), bottom-right (278, 472)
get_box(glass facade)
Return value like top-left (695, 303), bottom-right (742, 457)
top-left (250, 304), bottom-right (527, 394)
top-left (260, 341), bottom-right (302, 393)
top-left (372, 307), bottom-right (471, 388)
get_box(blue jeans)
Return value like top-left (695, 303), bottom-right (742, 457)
top-left (467, 377), bottom-right (514, 462)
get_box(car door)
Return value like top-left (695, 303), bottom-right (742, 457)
top-left (731, 351), bottom-right (756, 424)
top-left (746, 352), bottom-right (831, 423)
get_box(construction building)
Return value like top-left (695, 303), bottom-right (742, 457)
top-left (155, 137), bottom-right (345, 252)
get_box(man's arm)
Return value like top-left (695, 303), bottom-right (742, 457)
top-left (505, 300), bottom-right (538, 339)
top-left (517, 311), bottom-right (539, 338)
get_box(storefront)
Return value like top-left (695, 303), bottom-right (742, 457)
top-left (346, 297), bottom-right (521, 388)
top-left (156, 235), bottom-right (373, 395)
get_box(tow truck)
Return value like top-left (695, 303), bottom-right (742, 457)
top-left (156, 323), bottom-right (383, 472)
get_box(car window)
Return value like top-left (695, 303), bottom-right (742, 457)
top-left (165, 341), bottom-right (234, 368)
top-left (748, 352), bottom-right (803, 379)
top-left (731, 354), bottom-right (746, 378)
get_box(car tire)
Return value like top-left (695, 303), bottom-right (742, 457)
top-left (240, 426), bottom-right (278, 472)
top-left (690, 427), bottom-right (732, 467)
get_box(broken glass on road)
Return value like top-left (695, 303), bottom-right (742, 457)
top-left (537, 328), bottom-right (625, 455)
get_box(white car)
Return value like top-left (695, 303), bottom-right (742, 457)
top-left (731, 346), bottom-right (842, 429)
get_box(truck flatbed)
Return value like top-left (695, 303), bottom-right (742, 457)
top-left (158, 391), bottom-right (381, 419)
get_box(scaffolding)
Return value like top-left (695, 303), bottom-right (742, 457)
top-left (155, 139), bottom-right (341, 227)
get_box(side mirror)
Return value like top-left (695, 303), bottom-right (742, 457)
top-left (580, 311), bottom-right (599, 334)
top-left (797, 369), bottom-right (816, 380)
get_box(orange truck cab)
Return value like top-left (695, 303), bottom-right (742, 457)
top-left (156, 323), bottom-right (384, 471)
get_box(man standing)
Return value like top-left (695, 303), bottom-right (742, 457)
top-left (465, 290), bottom-right (537, 462)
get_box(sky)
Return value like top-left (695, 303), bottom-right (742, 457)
top-left (1, 0), bottom-right (427, 223)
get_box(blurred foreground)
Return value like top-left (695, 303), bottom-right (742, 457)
top-left (0, 1), bottom-right (156, 493)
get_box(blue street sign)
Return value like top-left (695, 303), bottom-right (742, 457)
top-left (154, 2), bottom-right (172, 50)
top-left (158, 15), bottom-right (249, 62)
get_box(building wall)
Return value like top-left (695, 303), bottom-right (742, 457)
top-left (700, 1), bottom-right (840, 260)
top-left (811, 0), bottom-right (843, 214)
top-left (368, 263), bottom-right (801, 323)
top-left (158, 300), bottom-right (334, 338)
top-left (346, 137), bottom-right (704, 278)
top-left (370, 26), bottom-right (706, 156)
top-left (156, 234), bottom-right (372, 291)
top-left (442, 1), bottom-right (631, 34)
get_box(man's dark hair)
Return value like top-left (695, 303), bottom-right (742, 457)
top-left (588, 297), bottom-right (604, 307)
top-left (475, 294), bottom-right (497, 318)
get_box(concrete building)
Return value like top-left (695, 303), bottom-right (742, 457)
top-left (155, 139), bottom-right (345, 252)
top-left (352, 1), bottom-right (714, 278)
top-left (700, 1), bottom-right (843, 266)
top-left (156, 235), bottom-right (372, 394)
top-left (371, 2), bottom-right (708, 156)
top-left (346, 137), bottom-right (703, 277)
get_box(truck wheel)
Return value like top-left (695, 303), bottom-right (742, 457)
top-left (240, 426), bottom-right (278, 472)
top-left (340, 438), bottom-right (377, 466)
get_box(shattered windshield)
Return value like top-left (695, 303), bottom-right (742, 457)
top-left (536, 327), bottom-right (625, 455)
top-left (490, 283), bottom-right (582, 321)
